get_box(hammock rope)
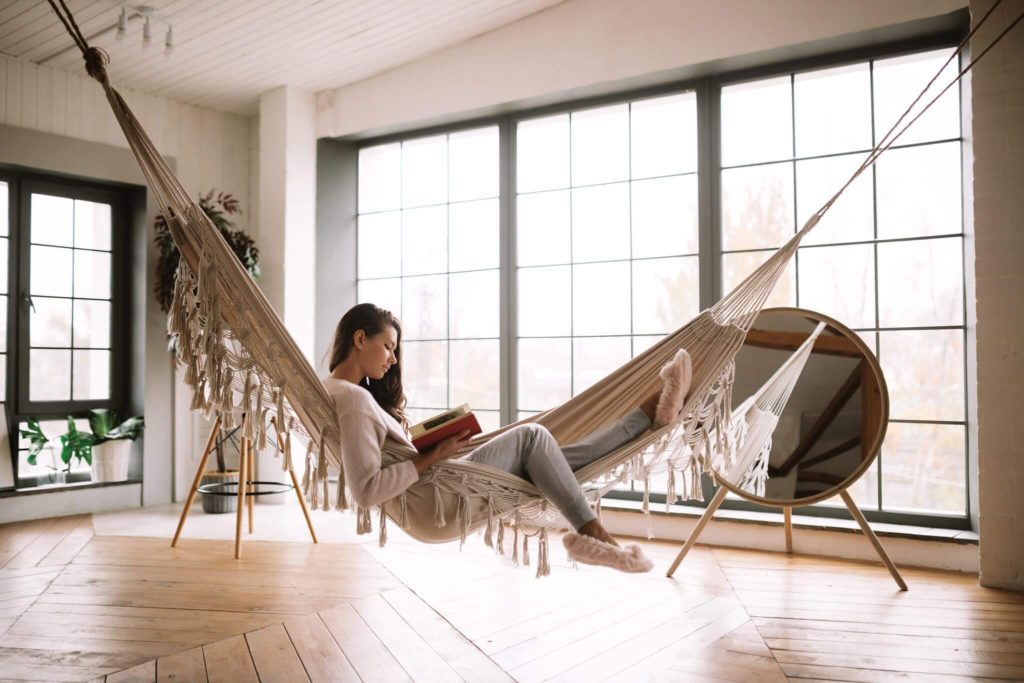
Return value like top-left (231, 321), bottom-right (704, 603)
top-left (44, 0), bottom-right (1021, 573)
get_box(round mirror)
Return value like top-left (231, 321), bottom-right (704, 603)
top-left (714, 307), bottom-right (888, 507)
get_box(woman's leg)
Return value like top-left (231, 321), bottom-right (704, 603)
top-left (561, 408), bottom-right (652, 471)
top-left (464, 424), bottom-right (599, 533)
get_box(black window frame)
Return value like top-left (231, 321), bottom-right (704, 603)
top-left (0, 166), bottom-right (134, 489)
top-left (347, 23), bottom-right (972, 530)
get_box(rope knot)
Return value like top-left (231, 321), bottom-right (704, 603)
top-left (84, 47), bottom-right (109, 84)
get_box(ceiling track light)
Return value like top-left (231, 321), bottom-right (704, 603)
top-left (114, 4), bottom-right (176, 55)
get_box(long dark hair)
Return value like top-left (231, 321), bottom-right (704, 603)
top-left (328, 303), bottom-right (408, 428)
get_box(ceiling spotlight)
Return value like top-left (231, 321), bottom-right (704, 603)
top-left (116, 8), bottom-right (128, 38)
top-left (142, 15), bottom-right (152, 45)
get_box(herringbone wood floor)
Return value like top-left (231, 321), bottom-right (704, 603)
top-left (0, 507), bottom-right (1021, 682)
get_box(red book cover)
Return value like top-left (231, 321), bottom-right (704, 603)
top-left (411, 413), bottom-right (482, 452)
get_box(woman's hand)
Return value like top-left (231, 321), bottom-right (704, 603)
top-left (414, 430), bottom-right (473, 474)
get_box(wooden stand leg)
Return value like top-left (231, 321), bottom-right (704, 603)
top-left (246, 439), bottom-right (255, 534)
top-left (171, 416), bottom-right (222, 548)
top-left (667, 486), bottom-right (728, 578)
top-left (274, 426), bottom-right (317, 544)
top-left (234, 437), bottom-right (248, 560)
top-left (784, 506), bottom-right (793, 554)
top-left (840, 489), bottom-right (908, 591)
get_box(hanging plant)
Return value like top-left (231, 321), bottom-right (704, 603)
top-left (153, 189), bottom-right (260, 315)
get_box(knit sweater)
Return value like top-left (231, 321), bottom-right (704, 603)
top-left (322, 377), bottom-right (419, 509)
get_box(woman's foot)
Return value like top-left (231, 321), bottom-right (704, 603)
top-left (653, 349), bottom-right (693, 427)
top-left (579, 519), bottom-right (618, 547)
top-left (563, 531), bottom-right (654, 573)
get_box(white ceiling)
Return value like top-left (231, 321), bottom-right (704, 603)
top-left (0, 0), bottom-right (564, 115)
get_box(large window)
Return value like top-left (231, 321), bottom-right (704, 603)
top-left (719, 48), bottom-right (967, 517)
top-left (353, 38), bottom-right (971, 526)
top-left (1, 172), bottom-right (130, 487)
top-left (357, 127), bottom-right (502, 432)
top-left (515, 94), bottom-right (700, 420)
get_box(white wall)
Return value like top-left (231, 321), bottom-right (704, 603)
top-left (970, 0), bottom-right (1024, 592)
top-left (317, 0), bottom-right (966, 138)
top-left (0, 54), bottom-right (253, 509)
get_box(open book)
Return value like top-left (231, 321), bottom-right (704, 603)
top-left (409, 404), bottom-right (482, 453)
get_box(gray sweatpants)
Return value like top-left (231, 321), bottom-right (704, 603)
top-left (462, 408), bottom-right (652, 530)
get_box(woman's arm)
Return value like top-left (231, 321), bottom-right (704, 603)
top-left (338, 411), bottom-right (419, 508)
top-left (413, 429), bottom-right (474, 475)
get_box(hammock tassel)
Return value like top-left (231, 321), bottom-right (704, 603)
top-left (666, 467), bottom-right (676, 511)
top-left (458, 494), bottom-right (470, 550)
top-left (184, 359), bottom-right (199, 388)
top-left (378, 505), bottom-right (388, 548)
top-left (255, 388), bottom-right (266, 452)
top-left (399, 492), bottom-right (409, 529)
top-left (483, 495), bottom-right (495, 548)
top-left (536, 529), bottom-right (550, 578)
top-left (512, 523), bottom-right (520, 566)
top-left (433, 484), bottom-right (447, 528)
top-left (522, 534), bottom-right (530, 567)
top-left (301, 441), bottom-right (314, 497)
top-left (319, 443), bottom-right (331, 512)
top-left (190, 379), bottom-right (207, 412)
top-left (283, 420), bottom-right (293, 472)
top-left (641, 467), bottom-right (651, 516)
top-left (356, 506), bottom-right (372, 535)
top-left (335, 467), bottom-right (348, 511)
top-left (496, 519), bottom-right (505, 556)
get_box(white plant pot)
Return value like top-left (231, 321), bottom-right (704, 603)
top-left (91, 440), bottom-right (132, 483)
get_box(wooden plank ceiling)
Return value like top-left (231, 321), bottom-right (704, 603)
top-left (0, 0), bottom-right (564, 114)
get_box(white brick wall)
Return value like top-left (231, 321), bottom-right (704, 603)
top-left (971, 0), bottom-right (1024, 591)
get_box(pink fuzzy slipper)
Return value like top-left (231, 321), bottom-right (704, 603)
top-left (654, 349), bottom-right (692, 427)
top-left (562, 532), bottom-right (654, 573)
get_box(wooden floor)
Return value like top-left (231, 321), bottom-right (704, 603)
top-left (0, 508), bottom-right (1022, 682)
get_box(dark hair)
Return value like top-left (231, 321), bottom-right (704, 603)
top-left (328, 303), bottom-right (408, 428)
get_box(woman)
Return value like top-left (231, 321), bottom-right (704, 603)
top-left (322, 303), bottom-right (692, 573)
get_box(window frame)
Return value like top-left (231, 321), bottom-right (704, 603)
top-left (351, 26), bottom-right (972, 530)
top-left (1, 168), bottom-right (133, 488)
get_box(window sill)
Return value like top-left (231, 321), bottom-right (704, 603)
top-left (600, 498), bottom-right (979, 545)
top-left (0, 478), bottom-right (143, 499)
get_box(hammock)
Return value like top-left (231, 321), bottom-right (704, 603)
top-left (45, 0), bottom-right (1020, 576)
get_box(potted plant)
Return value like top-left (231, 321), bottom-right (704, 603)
top-left (20, 419), bottom-right (64, 485)
top-left (88, 410), bottom-right (144, 483)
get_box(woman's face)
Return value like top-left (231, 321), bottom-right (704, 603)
top-left (356, 325), bottom-right (399, 380)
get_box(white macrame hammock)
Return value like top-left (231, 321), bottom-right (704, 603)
top-left (46, 0), bottom-right (1019, 576)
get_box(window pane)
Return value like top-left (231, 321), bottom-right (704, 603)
top-left (632, 335), bottom-right (662, 358)
top-left (73, 299), bottom-right (111, 348)
top-left (0, 295), bottom-right (5, 353)
top-left (517, 191), bottom-right (570, 267)
top-left (30, 349), bottom-right (71, 401)
top-left (722, 251), bottom-right (795, 309)
top-left (448, 127), bottom-right (498, 202)
top-left (449, 199), bottom-right (498, 272)
top-left (358, 212), bottom-right (401, 279)
top-left (721, 76), bottom-right (793, 166)
top-left (449, 270), bottom-right (499, 339)
top-left (631, 175), bottom-right (698, 258)
top-left (518, 266), bottom-right (571, 337)
top-left (878, 237), bottom-right (963, 327)
top-left (0, 356), bottom-right (5, 401)
top-left (630, 92), bottom-right (697, 178)
top-left (30, 246), bottom-right (73, 297)
top-left (518, 114), bottom-right (569, 193)
top-left (357, 278), bottom-right (402, 316)
top-left (846, 460), bottom-right (879, 511)
top-left (882, 423), bottom-right (965, 514)
top-left (476, 410), bottom-right (500, 434)
top-left (0, 238), bottom-right (7, 294)
top-left (874, 48), bottom-right (960, 147)
top-left (401, 275), bottom-right (447, 340)
top-left (881, 330), bottom-right (964, 422)
top-left (449, 339), bottom-right (499, 410)
top-left (721, 162), bottom-right (794, 251)
top-left (358, 143), bottom-right (401, 213)
top-left (401, 206), bottom-right (447, 276)
top-left (517, 338), bottom-right (571, 411)
top-left (573, 262), bottom-right (630, 336)
top-left (401, 135), bottom-right (447, 209)
top-left (876, 142), bottom-right (962, 240)
top-left (31, 194), bottom-right (74, 247)
top-left (796, 154), bottom-right (874, 246)
top-left (794, 63), bottom-right (872, 157)
top-left (571, 184), bottom-right (630, 263)
top-left (632, 256), bottom-right (699, 335)
top-left (74, 200), bottom-right (112, 250)
top-left (30, 297), bottom-right (72, 347)
top-left (0, 181), bottom-right (7, 236)
top-left (571, 104), bottom-right (629, 186)
top-left (573, 337), bottom-right (631, 395)
top-left (798, 244), bottom-right (876, 328)
top-left (402, 341), bottom-right (448, 408)
top-left (73, 350), bottom-right (109, 400)
top-left (73, 250), bottom-right (112, 299)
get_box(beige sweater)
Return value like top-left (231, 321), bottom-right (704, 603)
top-left (322, 377), bottom-right (418, 509)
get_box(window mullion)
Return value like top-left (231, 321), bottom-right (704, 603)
top-left (500, 117), bottom-right (517, 427)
